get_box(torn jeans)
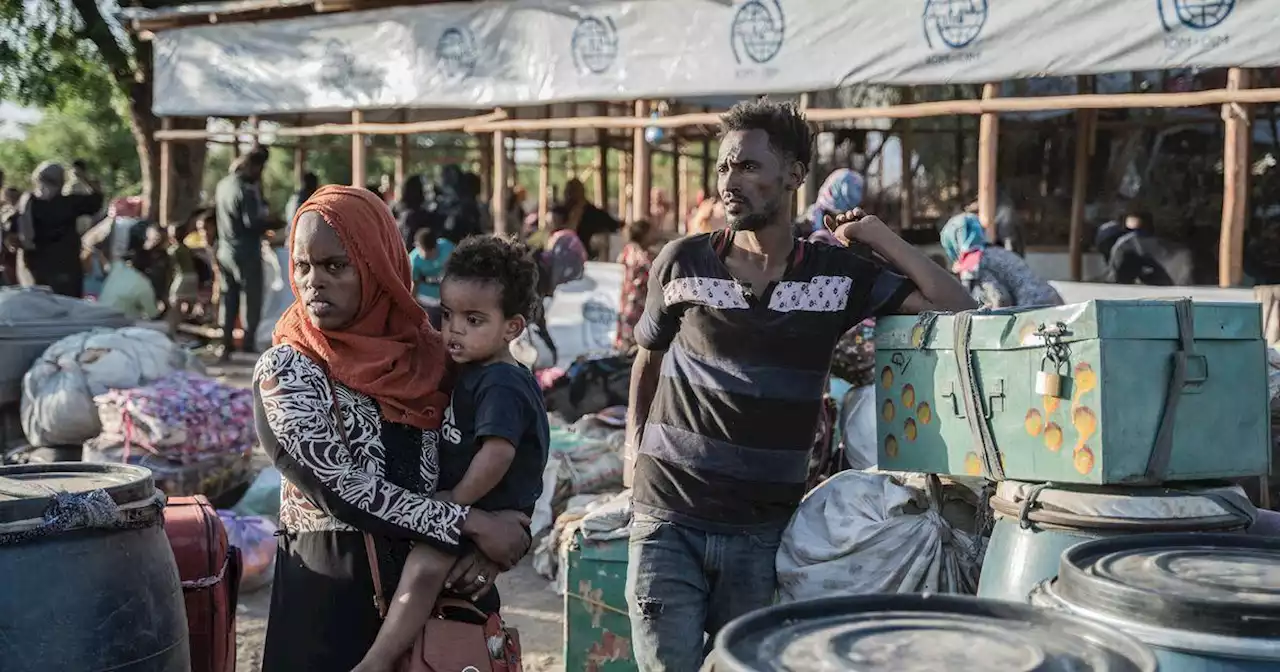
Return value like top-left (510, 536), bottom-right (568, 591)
top-left (625, 512), bottom-right (782, 671)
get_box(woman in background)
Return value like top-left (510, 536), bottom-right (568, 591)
top-left (614, 219), bottom-right (657, 352)
top-left (940, 212), bottom-right (1062, 308)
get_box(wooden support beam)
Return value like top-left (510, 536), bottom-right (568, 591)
top-left (899, 88), bottom-right (914, 229)
top-left (678, 151), bottom-right (690, 233)
top-left (394, 125), bottom-right (410, 200)
top-left (159, 117), bottom-right (173, 227)
top-left (701, 121), bottom-right (713, 199)
top-left (492, 130), bottom-right (508, 235)
top-left (618, 145), bottom-right (631, 223)
top-left (1068, 76), bottom-right (1097, 281)
top-left (478, 133), bottom-right (493, 204)
top-left (594, 103), bottom-right (608, 208)
top-left (632, 100), bottom-right (652, 224)
top-left (248, 116), bottom-right (261, 149)
top-left (153, 111), bottom-right (506, 141)
top-left (670, 135), bottom-right (682, 232)
top-left (1220, 68), bottom-right (1252, 288)
top-left (977, 83), bottom-right (999, 238)
top-left (293, 139), bottom-right (307, 188)
top-left (538, 109), bottom-right (551, 229)
top-left (350, 110), bottom-right (367, 187)
top-left (796, 92), bottom-right (812, 219)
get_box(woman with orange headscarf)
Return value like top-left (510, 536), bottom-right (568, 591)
top-left (252, 186), bottom-right (530, 672)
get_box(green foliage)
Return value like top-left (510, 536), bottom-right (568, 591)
top-left (0, 96), bottom-right (141, 195)
top-left (0, 0), bottom-right (128, 111)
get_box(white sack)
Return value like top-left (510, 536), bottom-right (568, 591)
top-left (20, 327), bottom-right (198, 446)
top-left (776, 470), bottom-right (985, 603)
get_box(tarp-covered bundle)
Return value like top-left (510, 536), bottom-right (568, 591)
top-left (20, 327), bottom-right (202, 447)
top-left (85, 371), bottom-right (255, 498)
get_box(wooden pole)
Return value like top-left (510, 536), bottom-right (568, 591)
top-left (492, 130), bottom-right (508, 235)
top-left (796, 92), bottom-right (812, 219)
top-left (977, 83), bottom-right (999, 238)
top-left (1220, 68), bottom-right (1252, 288)
top-left (678, 151), bottom-right (690, 233)
top-left (670, 135), bottom-right (682, 233)
top-left (350, 110), bottom-right (367, 187)
top-left (899, 88), bottom-right (914, 229)
top-left (395, 126), bottom-right (410, 200)
top-left (632, 100), bottom-right (651, 224)
top-left (1068, 76), bottom-right (1097, 281)
top-left (702, 124), bottom-right (713, 199)
top-left (594, 103), bottom-right (608, 208)
top-left (478, 133), bottom-right (493, 204)
top-left (158, 117), bottom-right (173, 227)
top-left (538, 116), bottom-right (551, 229)
top-left (248, 116), bottom-right (261, 151)
top-left (618, 144), bottom-right (631, 222)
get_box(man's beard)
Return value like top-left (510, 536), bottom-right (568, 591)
top-left (728, 200), bottom-right (782, 232)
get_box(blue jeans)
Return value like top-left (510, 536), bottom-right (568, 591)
top-left (625, 513), bottom-right (783, 672)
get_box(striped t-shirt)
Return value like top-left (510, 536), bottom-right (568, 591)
top-left (633, 231), bottom-right (915, 532)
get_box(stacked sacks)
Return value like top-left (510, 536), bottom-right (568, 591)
top-left (21, 326), bottom-right (203, 448)
top-left (85, 370), bottom-right (255, 500)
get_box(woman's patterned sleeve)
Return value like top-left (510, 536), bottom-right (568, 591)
top-left (252, 345), bottom-right (468, 548)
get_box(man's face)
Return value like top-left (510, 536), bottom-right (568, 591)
top-left (716, 129), bottom-right (797, 232)
top-left (243, 161), bottom-right (264, 182)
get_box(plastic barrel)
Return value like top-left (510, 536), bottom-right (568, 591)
top-left (1031, 533), bottom-right (1280, 672)
top-left (0, 462), bottom-right (190, 672)
top-left (708, 593), bottom-right (1157, 672)
top-left (978, 480), bottom-right (1255, 602)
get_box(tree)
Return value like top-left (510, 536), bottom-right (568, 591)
top-left (0, 96), bottom-right (142, 195)
top-left (0, 0), bottom-right (206, 221)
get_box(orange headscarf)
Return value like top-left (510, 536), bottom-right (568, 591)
top-left (273, 185), bottom-right (449, 430)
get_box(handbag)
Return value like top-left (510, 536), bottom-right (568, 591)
top-left (320, 368), bottom-right (523, 672)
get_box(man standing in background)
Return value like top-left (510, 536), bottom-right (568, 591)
top-left (214, 150), bottom-right (271, 361)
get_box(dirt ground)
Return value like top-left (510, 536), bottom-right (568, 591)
top-left (207, 354), bottom-right (567, 672)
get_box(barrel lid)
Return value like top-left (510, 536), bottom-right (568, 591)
top-left (713, 594), bottom-right (1155, 672)
top-left (0, 463), bottom-right (155, 525)
top-left (1054, 533), bottom-right (1280, 638)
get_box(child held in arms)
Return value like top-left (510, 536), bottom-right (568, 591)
top-left (353, 235), bottom-right (550, 672)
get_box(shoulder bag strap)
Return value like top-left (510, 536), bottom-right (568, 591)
top-left (319, 367), bottom-right (391, 619)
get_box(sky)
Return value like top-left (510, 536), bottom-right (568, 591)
top-left (0, 101), bottom-right (42, 139)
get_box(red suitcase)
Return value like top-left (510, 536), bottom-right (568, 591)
top-left (164, 495), bottom-right (242, 672)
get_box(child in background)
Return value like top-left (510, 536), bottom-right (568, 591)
top-left (409, 227), bottom-right (454, 328)
top-left (98, 230), bottom-right (160, 321)
top-left (353, 236), bottom-right (549, 672)
top-left (166, 215), bottom-right (200, 335)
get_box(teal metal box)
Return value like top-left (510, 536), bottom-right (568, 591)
top-left (563, 532), bottom-right (637, 672)
top-left (874, 300), bottom-right (1269, 484)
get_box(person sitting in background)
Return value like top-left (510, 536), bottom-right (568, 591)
top-left (614, 219), bottom-right (657, 352)
top-left (99, 230), bottom-right (159, 320)
top-left (940, 212), bottom-right (1062, 308)
top-left (1102, 210), bottom-right (1195, 286)
top-left (563, 178), bottom-right (620, 261)
top-left (410, 227), bottom-right (454, 328)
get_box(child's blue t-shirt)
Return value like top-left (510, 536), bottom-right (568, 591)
top-left (409, 239), bottom-right (454, 301)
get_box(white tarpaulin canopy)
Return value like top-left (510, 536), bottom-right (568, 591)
top-left (151, 0), bottom-right (1277, 117)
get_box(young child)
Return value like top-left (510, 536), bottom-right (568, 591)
top-left (354, 235), bottom-right (550, 672)
top-left (409, 227), bottom-right (454, 328)
top-left (165, 216), bottom-right (200, 336)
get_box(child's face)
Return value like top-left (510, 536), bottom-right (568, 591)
top-left (439, 278), bottom-right (525, 365)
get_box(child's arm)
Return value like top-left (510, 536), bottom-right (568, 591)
top-left (443, 436), bottom-right (516, 506)
top-left (352, 543), bottom-right (454, 672)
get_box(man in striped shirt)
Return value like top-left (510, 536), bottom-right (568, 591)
top-left (624, 98), bottom-right (976, 671)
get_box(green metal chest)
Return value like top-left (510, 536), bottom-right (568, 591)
top-left (563, 532), bottom-right (637, 672)
top-left (873, 300), bottom-right (1270, 485)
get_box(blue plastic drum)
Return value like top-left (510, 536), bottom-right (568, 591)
top-left (709, 593), bottom-right (1156, 671)
top-left (1031, 533), bottom-right (1280, 672)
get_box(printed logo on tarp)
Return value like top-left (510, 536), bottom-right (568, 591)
top-left (730, 0), bottom-right (785, 66)
top-left (572, 15), bottom-right (619, 75)
top-left (922, 0), bottom-right (986, 65)
top-left (1158, 0), bottom-right (1234, 51)
top-left (436, 26), bottom-right (479, 79)
top-left (318, 40), bottom-right (385, 95)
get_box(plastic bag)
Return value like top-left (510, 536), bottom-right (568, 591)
top-left (838, 385), bottom-right (878, 471)
top-left (233, 467), bottom-right (283, 519)
top-left (216, 510), bottom-right (278, 592)
top-left (776, 470), bottom-right (985, 603)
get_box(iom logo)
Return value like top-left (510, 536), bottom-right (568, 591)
top-left (572, 16), bottom-right (618, 74)
top-left (922, 0), bottom-right (988, 49)
top-left (1158, 0), bottom-right (1234, 32)
top-left (731, 0), bottom-right (785, 65)
top-left (436, 27), bottom-right (479, 79)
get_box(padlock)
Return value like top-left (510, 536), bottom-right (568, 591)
top-left (1035, 357), bottom-right (1064, 398)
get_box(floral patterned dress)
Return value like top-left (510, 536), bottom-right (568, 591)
top-left (614, 242), bottom-right (654, 351)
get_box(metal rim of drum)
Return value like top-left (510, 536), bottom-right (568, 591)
top-left (1054, 532), bottom-right (1280, 639)
top-left (0, 462), bottom-right (156, 525)
top-left (711, 593), bottom-right (1157, 672)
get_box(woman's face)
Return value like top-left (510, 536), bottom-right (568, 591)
top-left (292, 211), bottom-right (361, 331)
